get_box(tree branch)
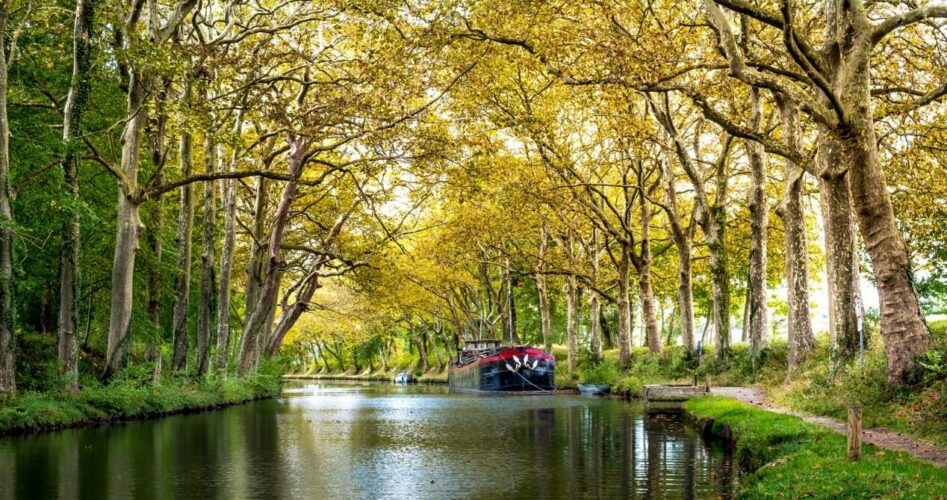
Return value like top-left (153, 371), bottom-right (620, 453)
top-left (872, 5), bottom-right (947, 45)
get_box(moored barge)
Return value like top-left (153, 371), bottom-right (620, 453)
top-left (448, 340), bottom-right (555, 393)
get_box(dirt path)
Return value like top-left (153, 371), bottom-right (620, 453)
top-left (710, 386), bottom-right (947, 467)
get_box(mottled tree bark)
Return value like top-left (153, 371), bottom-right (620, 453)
top-left (535, 226), bottom-right (551, 352)
top-left (707, 208), bottom-right (731, 361)
top-left (777, 99), bottom-right (814, 371)
top-left (648, 96), bottom-right (732, 361)
top-left (617, 244), bottom-right (632, 370)
top-left (143, 76), bottom-right (170, 383)
top-left (746, 87), bottom-right (769, 362)
top-left (170, 88), bottom-right (194, 371)
top-left (562, 230), bottom-right (579, 371)
top-left (600, 307), bottom-right (613, 349)
top-left (57, 0), bottom-right (95, 388)
top-left (215, 140), bottom-right (237, 369)
top-left (842, 121), bottom-right (928, 385)
top-left (660, 157), bottom-right (695, 351)
top-left (565, 274), bottom-right (578, 372)
top-left (103, 0), bottom-right (198, 378)
top-left (703, 0), bottom-right (932, 385)
top-left (588, 229), bottom-right (603, 362)
top-left (636, 196), bottom-right (661, 354)
top-left (821, 0), bottom-right (929, 384)
top-left (819, 152), bottom-right (859, 361)
top-left (238, 137), bottom-right (308, 376)
top-left (589, 293), bottom-right (602, 359)
top-left (0, 3), bottom-right (15, 395)
top-left (104, 69), bottom-right (148, 378)
top-left (244, 177), bottom-right (268, 326)
top-left (264, 273), bottom-right (319, 359)
top-left (195, 138), bottom-right (217, 376)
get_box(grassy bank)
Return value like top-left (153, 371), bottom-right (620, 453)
top-left (0, 372), bottom-right (281, 436)
top-left (684, 396), bottom-right (947, 498)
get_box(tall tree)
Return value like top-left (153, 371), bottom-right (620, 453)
top-left (104, 0), bottom-right (198, 377)
top-left (745, 87), bottom-right (769, 363)
top-left (57, 0), bottom-right (96, 388)
top-left (170, 81), bottom-right (195, 372)
top-left (776, 98), bottom-right (814, 370)
top-left (195, 136), bottom-right (217, 376)
top-left (701, 0), bottom-right (943, 385)
top-left (0, 0), bottom-right (15, 395)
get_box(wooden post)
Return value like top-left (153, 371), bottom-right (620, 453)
top-left (847, 406), bottom-right (862, 461)
top-left (705, 375), bottom-right (711, 393)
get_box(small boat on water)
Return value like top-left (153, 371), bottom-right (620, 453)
top-left (393, 371), bottom-right (416, 384)
top-left (448, 340), bottom-right (555, 393)
top-left (577, 383), bottom-right (611, 396)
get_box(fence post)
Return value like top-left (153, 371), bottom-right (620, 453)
top-left (847, 406), bottom-right (862, 461)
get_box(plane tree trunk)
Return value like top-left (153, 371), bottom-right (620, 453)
top-left (57, 0), bottom-right (95, 389)
top-left (195, 137), bottom-right (217, 377)
top-left (776, 99), bottom-right (814, 370)
top-left (170, 82), bottom-right (194, 372)
top-left (0, 3), bottom-right (14, 395)
top-left (746, 87), bottom-right (769, 363)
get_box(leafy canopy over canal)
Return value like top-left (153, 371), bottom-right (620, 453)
top-left (0, 1), bottom-right (945, 451)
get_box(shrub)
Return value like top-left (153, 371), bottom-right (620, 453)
top-left (919, 350), bottom-right (947, 384)
top-left (612, 375), bottom-right (644, 397)
top-left (579, 361), bottom-right (619, 384)
top-left (14, 333), bottom-right (61, 392)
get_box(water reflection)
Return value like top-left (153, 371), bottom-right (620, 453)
top-left (0, 382), bottom-right (735, 499)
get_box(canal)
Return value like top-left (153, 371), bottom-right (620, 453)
top-left (0, 381), bottom-right (736, 498)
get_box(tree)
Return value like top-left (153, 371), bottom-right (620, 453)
top-left (700, 0), bottom-right (942, 385)
top-left (0, 0), bottom-right (15, 395)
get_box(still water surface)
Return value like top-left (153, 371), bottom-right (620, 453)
top-left (0, 382), bottom-right (736, 499)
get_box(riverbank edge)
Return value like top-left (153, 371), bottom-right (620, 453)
top-left (682, 396), bottom-right (947, 498)
top-left (0, 375), bottom-right (281, 438)
top-left (285, 372), bottom-right (449, 384)
top-left (285, 373), bottom-right (652, 398)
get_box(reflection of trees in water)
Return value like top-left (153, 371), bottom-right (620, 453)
top-left (0, 401), bottom-right (288, 499)
top-left (2, 393), bottom-right (736, 499)
top-left (517, 402), bottom-right (735, 499)
top-left (527, 407), bottom-right (557, 498)
top-left (640, 411), bottom-right (736, 499)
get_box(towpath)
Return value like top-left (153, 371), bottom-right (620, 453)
top-left (710, 386), bottom-right (947, 467)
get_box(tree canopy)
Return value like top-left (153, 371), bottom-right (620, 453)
top-left (0, 0), bottom-right (945, 395)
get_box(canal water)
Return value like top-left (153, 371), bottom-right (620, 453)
top-left (0, 382), bottom-right (736, 499)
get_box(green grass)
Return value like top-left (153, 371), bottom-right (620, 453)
top-left (0, 372), bottom-right (281, 436)
top-left (685, 396), bottom-right (947, 499)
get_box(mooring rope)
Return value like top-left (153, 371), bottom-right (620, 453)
top-left (504, 365), bottom-right (555, 393)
